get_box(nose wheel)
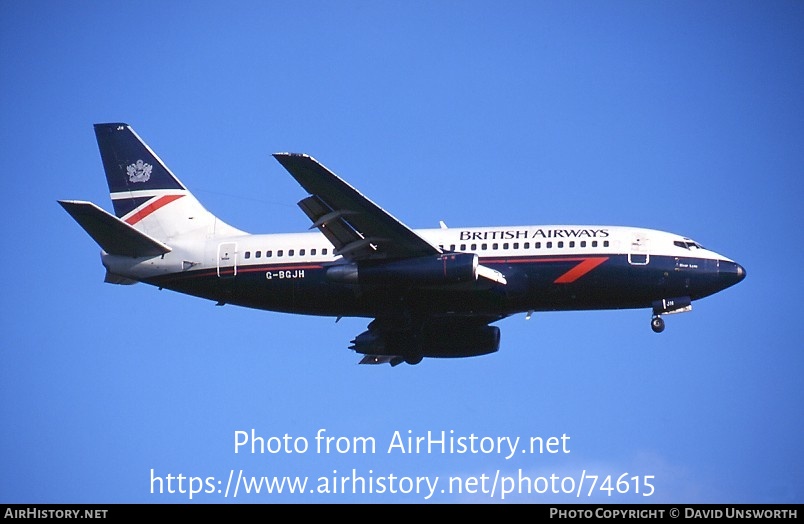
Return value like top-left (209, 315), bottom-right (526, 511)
top-left (651, 316), bottom-right (665, 333)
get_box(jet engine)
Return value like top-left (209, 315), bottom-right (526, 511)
top-left (350, 324), bottom-right (500, 361)
top-left (327, 253), bottom-right (478, 286)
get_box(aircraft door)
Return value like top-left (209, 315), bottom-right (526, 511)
top-left (217, 242), bottom-right (238, 277)
top-left (628, 232), bottom-right (650, 265)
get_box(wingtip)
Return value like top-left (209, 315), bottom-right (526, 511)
top-left (273, 152), bottom-right (311, 158)
top-left (273, 152), bottom-right (319, 168)
top-left (94, 122), bottom-right (130, 130)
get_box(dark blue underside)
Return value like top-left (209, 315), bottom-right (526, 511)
top-left (148, 254), bottom-right (742, 319)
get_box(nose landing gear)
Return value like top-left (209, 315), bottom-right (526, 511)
top-left (650, 296), bottom-right (692, 333)
top-left (651, 316), bottom-right (665, 333)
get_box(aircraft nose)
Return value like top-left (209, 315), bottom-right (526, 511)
top-left (719, 260), bottom-right (746, 287)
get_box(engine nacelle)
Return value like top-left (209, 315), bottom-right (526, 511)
top-left (350, 324), bottom-right (500, 359)
top-left (327, 253), bottom-right (478, 286)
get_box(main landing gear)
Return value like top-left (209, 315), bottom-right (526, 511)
top-left (650, 315), bottom-right (665, 333)
top-left (405, 354), bottom-right (423, 365)
top-left (389, 354), bottom-right (423, 367)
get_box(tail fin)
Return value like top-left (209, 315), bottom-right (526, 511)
top-left (93, 123), bottom-right (243, 242)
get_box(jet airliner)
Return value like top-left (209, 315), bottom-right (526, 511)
top-left (60, 124), bottom-right (746, 366)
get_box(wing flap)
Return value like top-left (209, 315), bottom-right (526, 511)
top-left (297, 194), bottom-right (380, 259)
top-left (358, 355), bottom-right (403, 366)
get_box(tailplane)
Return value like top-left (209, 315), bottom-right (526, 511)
top-left (92, 123), bottom-right (243, 243)
top-left (58, 200), bottom-right (171, 258)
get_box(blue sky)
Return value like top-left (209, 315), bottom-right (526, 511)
top-left (1, 1), bottom-right (802, 503)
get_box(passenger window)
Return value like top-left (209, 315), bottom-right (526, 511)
top-left (581, 241), bottom-right (587, 248)
top-left (311, 248), bottom-right (317, 256)
top-left (278, 250), bottom-right (284, 257)
top-left (471, 244), bottom-right (477, 251)
top-left (244, 251), bottom-right (251, 259)
top-left (450, 244), bottom-right (455, 251)
top-left (535, 242), bottom-right (541, 249)
top-left (547, 242), bottom-right (553, 248)
top-left (592, 241), bottom-right (598, 248)
top-left (558, 241), bottom-right (564, 248)
top-left (256, 251), bottom-right (261, 258)
top-left (569, 241), bottom-right (575, 248)
top-left (603, 241), bottom-right (609, 247)
top-left (492, 243), bottom-right (498, 250)
top-left (322, 248), bottom-right (328, 255)
top-left (300, 249), bottom-right (305, 256)
top-left (460, 244), bottom-right (466, 251)
top-left (289, 249), bottom-right (294, 256)
top-left (524, 242), bottom-right (530, 249)
top-left (513, 242), bottom-right (519, 249)
top-left (267, 250), bottom-right (272, 258)
top-left (481, 243), bottom-right (487, 250)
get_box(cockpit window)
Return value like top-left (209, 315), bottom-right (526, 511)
top-left (674, 239), bottom-right (705, 250)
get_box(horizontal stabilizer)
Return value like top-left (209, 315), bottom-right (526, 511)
top-left (58, 200), bottom-right (172, 257)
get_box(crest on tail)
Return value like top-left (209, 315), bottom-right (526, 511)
top-left (61, 123), bottom-right (243, 255)
top-left (94, 123), bottom-right (187, 221)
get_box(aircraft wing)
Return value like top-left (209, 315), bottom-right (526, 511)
top-left (273, 153), bottom-right (510, 365)
top-left (272, 153), bottom-right (441, 261)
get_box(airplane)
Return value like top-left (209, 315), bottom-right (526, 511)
top-left (59, 123), bottom-right (746, 366)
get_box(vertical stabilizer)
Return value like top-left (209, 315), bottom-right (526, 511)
top-left (93, 123), bottom-right (243, 242)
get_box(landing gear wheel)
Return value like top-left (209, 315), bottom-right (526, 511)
top-left (651, 316), bottom-right (665, 333)
top-left (405, 354), bottom-right (423, 365)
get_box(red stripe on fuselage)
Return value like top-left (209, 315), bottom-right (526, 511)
top-left (481, 255), bottom-right (609, 283)
top-left (124, 195), bottom-right (184, 225)
top-left (553, 257), bottom-right (609, 283)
